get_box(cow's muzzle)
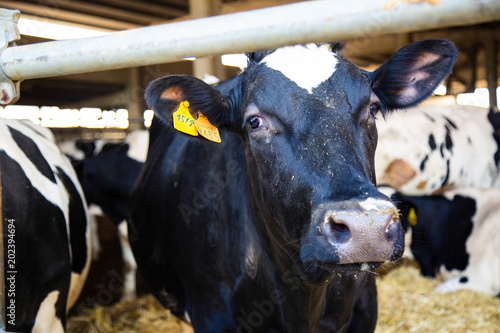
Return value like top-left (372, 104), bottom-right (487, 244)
top-left (307, 199), bottom-right (404, 266)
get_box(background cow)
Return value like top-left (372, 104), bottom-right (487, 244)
top-left (59, 130), bottom-right (148, 301)
top-left (376, 104), bottom-right (500, 297)
top-left (382, 187), bottom-right (500, 297)
top-left (1, 119), bottom-right (91, 332)
top-left (128, 39), bottom-right (456, 332)
top-left (376, 105), bottom-right (500, 195)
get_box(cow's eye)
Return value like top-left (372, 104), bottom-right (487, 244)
top-left (248, 116), bottom-right (262, 130)
top-left (369, 103), bottom-right (380, 118)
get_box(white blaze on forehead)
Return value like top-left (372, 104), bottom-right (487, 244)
top-left (263, 44), bottom-right (339, 93)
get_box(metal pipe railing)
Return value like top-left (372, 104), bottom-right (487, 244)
top-left (2, 0), bottom-right (500, 82)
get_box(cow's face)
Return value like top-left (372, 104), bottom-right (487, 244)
top-left (146, 40), bottom-right (457, 277)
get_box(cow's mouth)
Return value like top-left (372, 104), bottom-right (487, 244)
top-left (320, 262), bottom-right (384, 273)
top-left (299, 260), bottom-right (385, 284)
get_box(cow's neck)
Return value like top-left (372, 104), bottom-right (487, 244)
top-left (252, 213), bottom-right (331, 330)
top-left (277, 271), bottom-right (329, 331)
top-left (242, 151), bottom-right (336, 328)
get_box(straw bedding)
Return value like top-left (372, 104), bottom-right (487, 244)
top-left (376, 265), bottom-right (500, 333)
top-left (67, 265), bottom-right (500, 332)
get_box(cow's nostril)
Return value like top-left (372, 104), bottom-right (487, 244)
top-left (385, 217), bottom-right (400, 241)
top-left (331, 220), bottom-right (349, 233)
top-left (325, 216), bottom-right (351, 243)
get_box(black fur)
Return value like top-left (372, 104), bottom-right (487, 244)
top-left (131, 40), bottom-right (458, 332)
top-left (369, 39), bottom-right (457, 110)
top-left (145, 75), bottom-right (233, 129)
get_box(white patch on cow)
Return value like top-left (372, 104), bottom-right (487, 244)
top-left (68, 204), bottom-right (92, 312)
top-left (0, 119), bottom-right (92, 312)
top-left (263, 44), bottom-right (338, 93)
top-left (376, 186), bottom-right (396, 198)
top-left (88, 204), bottom-right (104, 260)
top-left (184, 311), bottom-right (192, 324)
top-left (22, 119), bottom-right (56, 141)
top-left (93, 139), bottom-right (109, 155)
top-left (88, 205), bottom-right (102, 260)
top-left (376, 105), bottom-right (498, 195)
top-left (57, 140), bottom-right (86, 160)
top-left (0, 120), bottom-right (79, 225)
top-left (435, 188), bottom-right (500, 296)
top-left (360, 263), bottom-right (370, 271)
top-left (88, 203), bottom-right (104, 216)
top-left (32, 291), bottom-right (64, 333)
top-left (376, 187), bottom-right (415, 260)
top-left (359, 197), bottom-right (394, 211)
top-left (403, 228), bottom-right (414, 260)
top-left (68, 269), bottom-right (90, 311)
top-left (125, 130), bottom-right (149, 163)
top-left (118, 221), bottom-right (138, 301)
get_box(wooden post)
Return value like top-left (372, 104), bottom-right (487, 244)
top-left (485, 28), bottom-right (498, 111)
top-left (126, 67), bottom-right (145, 130)
top-left (189, 0), bottom-right (221, 79)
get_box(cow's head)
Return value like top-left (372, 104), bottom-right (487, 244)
top-left (146, 40), bottom-right (457, 278)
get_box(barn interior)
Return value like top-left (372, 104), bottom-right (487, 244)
top-left (0, 1), bottom-right (499, 332)
top-left (1, 0), bottom-right (499, 141)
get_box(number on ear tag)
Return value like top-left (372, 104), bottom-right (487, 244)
top-left (195, 113), bottom-right (221, 143)
top-left (173, 101), bottom-right (198, 137)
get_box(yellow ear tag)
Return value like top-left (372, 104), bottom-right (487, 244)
top-left (408, 207), bottom-right (417, 226)
top-left (173, 101), bottom-right (199, 137)
top-left (195, 113), bottom-right (221, 143)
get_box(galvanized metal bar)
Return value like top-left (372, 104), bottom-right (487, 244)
top-left (0, 8), bottom-right (20, 104)
top-left (1, 0), bottom-right (500, 82)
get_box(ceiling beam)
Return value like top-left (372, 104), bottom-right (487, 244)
top-left (0, 1), bottom-right (140, 30)
top-left (221, 0), bottom-right (302, 14)
top-left (151, 0), bottom-right (189, 9)
top-left (29, 0), bottom-right (170, 26)
top-left (83, 0), bottom-right (188, 20)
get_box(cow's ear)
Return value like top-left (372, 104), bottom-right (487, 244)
top-left (145, 75), bottom-right (235, 130)
top-left (369, 39), bottom-right (457, 110)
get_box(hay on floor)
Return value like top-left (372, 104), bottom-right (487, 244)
top-left (376, 265), bottom-right (500, 333)
top-left (67, 294), bottom-right (192, 333)
top-left (68, 265), bottom-right (499, 332)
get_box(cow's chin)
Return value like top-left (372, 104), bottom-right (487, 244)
top-left (300, 261), bottom-right (384, 284)
top-left (319, 262), bottom-right (384, 273)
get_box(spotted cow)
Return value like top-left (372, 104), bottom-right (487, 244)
top-left (128, 40), bottom-right (457, 331)
top-left (59, 130), bottom-right (148, 301)
top-left (376, 105), bottom-right (500, 195)
top-left (384, 187), bottom-right (500, 296)
top-left (1, 119), bottom-right (91, 332)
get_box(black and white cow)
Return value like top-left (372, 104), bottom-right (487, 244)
top-left (384, 187), bottom-right (500, 296)
top-left (376, 105), bottom-right (500, 195)
top-left (1, 119), bottom-right (91, 332)
top-left (128, 40), bottom-right (457, 331)
top-left (59, 130), bottom-right (148, 300)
